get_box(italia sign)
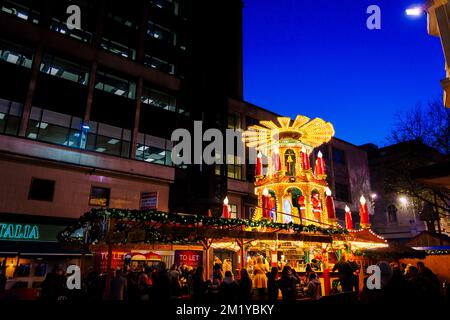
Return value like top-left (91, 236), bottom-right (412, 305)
top-left (0, 223), bottom-right (40, 240)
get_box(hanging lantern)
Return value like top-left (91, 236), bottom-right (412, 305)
top-left (345, 205), bottom-right (353, 230)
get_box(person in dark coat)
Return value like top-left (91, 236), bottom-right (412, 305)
top-left (277, 266), bottom-right (297, 301)
top-left (152, 262), bottom-right (171, 302)
top-left (41, 265), bottom-right (67, 301)
top-left (218, 271), bottom-right (239, 302)
top-left (192, 266), bottom-right (207, 301)
top-left (267, 267), bottom-right (279, 301)
top-left (238, 268), bottom-right (253, 301)
top-left (332, 256), bottom-right (354, 292)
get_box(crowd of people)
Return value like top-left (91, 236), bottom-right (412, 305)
top-left (1, 255), bottom-right (448, 303)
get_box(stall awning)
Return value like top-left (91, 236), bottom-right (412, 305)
top-left (0, 241), bottom-right (88, 256)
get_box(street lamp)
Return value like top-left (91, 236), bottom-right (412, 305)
top-left (405, 6), bottom-right (424, 16)
top-left (399, 196), bottom-right (408, 205)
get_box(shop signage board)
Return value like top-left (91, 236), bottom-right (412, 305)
top-left (140, 192), bottom-right (158, 210)
top-left (0, 222), bottom-right (64, 242)
top-left (175, 250), bottom-right (203, 267)
top-left (96, 251), bottom-right (127, 272)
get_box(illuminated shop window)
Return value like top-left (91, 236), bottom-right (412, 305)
top-left (89, 186), bottom-right (110, 207)
top-left (150, 0), bottom-right (179, 16)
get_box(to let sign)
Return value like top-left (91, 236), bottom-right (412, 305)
top-left (175, 250), bottom-right (203, 267)
top-left (140, 192), bottom-right (158, 210)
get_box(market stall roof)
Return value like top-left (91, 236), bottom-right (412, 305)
top-left (345, 229), bottom-right (387, 244)
top-left (357, 242), bottom-right (426, 260)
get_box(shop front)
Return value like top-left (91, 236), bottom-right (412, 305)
top-left (0, 218), bottom-right (85, 299)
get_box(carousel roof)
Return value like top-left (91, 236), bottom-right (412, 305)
top-left (243, 115), bottom-right (335, 150)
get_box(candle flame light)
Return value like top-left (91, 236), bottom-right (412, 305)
top-left (223, 196), bottom-right (229, 205)
top-left (345, 205), bottom-right (350, 212)
top-left (325, 187), bottom-right (332, 197)
top-left (360, 195), bottom-right (366, 205)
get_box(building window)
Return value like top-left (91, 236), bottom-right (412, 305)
top-left (29, 178), bottom-right (55, 201)
top-left (387, 204), bottom-right (398, 223)
top-left (334, 183), bottom-right (350, 202)
top-left (229, 204), bottom-right (238, 219)
top-left (141, 86), bottom-right (177, 113)
top-left (40, 53), bottom-right (89, 85)
top-left (101, 38), bottom-right (136, 60)
top-left (147, 21), bottom-right (176, 46)
top-left (26, 107), bottom-right (131, 158)
top-left (228, 113), bottom-right (242, 130)
top-left (95, 71), bottom-right (136, 99)
top-left (332, 148), bottom-right (346, 165)
top-left (89, 186), bottom-right (110, 207)
top-left (0, 39), bottom-right (33, 68)
top-left (150, 0), bottom-right (179, 16)
top-left (0, 98), bottom-right (22, 136)
top-left (144, 54), bottom-right (175, 75)
top-left (135, 133), bottom-right (173, 166)
top-left (1, 0), bottom-right (40, 24)
top-left (227, 155), bottom-right (243, 180)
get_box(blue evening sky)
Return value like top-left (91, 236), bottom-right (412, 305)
top-left (243, 0), bottom-right (444, 146)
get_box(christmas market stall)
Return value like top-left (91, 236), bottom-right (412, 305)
top-left (59, 115), bottom-right (388, 298)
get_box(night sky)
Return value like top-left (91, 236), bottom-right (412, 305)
top-left (243, 0), bottom-right (444, 146)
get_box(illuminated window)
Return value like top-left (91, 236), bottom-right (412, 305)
top-left (95, 70), bottom-right (136, 99)
top-left (40, 53), bottom-right (89, 85)
top-left (141, 86), bottom-right (177, 113)
top-left (229, 204), bottom-right (238, 219)
top-left (29, 178), bottom-right (55, 202)
top-left (1, 0), bottom-right (40, 24)
top-left (89, 186), bottom-right (110, 207)
top-left (0, 98), bottom-right (22, 136)
top-left (0, 39), bottom-right (33, 68)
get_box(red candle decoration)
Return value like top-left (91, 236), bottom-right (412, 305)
top-left (262, 188), bottom-right (270, 219)
top-left (223, 196), bottom-right (231, 218)
top-left (359, 195), bottom-right (370, 227)
top-left (345, 205), bottom-right (353, 230)
top-left (301, 146), bottom-right (310, 170)
top-left (325, 187), bottom-right (336, 220)
top-left (314, 151), bottom-right (326, 176)
top-left (272, 148), bottom-right (281, 173)
top-left (256, 151), bottom-right (262, 176)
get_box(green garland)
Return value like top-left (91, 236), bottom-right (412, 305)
top-left (58, 208), bottom-right (347, 244)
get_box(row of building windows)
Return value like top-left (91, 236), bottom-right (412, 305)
top-left (2, 98), bottom-right (177, 167)
top-left (0, 40), bottom-right (187, 115)
top-left (1, 0), bottom-right (185, 76)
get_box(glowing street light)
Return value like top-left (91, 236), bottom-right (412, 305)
top-left (405, 6), bottom-right (424, 16)
top-left (399, 196), bottom-right (408, 205)
top-left (371, 193), bottom-right (378, 200)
